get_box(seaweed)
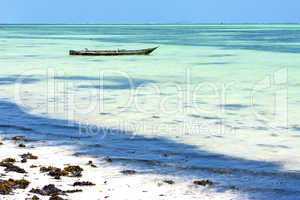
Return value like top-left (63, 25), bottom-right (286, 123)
top-left (120, 170), bottom-right (137, 175)
top-left (0, 162), bottom-right (26, 173)
top-left (31, 195), bottom-right (40, 200)
top-left (40, 166), bottom-right (68, 179)
top-left (193, 180), bottom-right (213, 186)
top-left (0, 178), bottom-right (30, 195)
top-left (40, 165), bottom-right (83, 179)
top-left (87, 160), bottom-right (97, 168)
top-left (20, 153), bottom-right (38, 160)
top-left (163, 180), bottom-right (175, 185)
top-left (18, 143), bottom-right (26, 148)
top-left (64, 189), bottom-right (83, 193)
top-left (73, 181), bottom-right (95, 186)
top-left (30, 184), bottom-right (64, 196)
top-left (63, 165), bottom-right (83, 177)
top-left (0, 158), bottom-right (16, 164)
top-left (49, 195), bottom-right (66, 200)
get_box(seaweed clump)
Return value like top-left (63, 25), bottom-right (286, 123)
top-left (30, 184), bottom-right (81, 199)
top-left (40, 166), bottom-right (68, 179)
top-left (120, 170), bottom-right (137, 175)
top-left (0, 158), bottom-right (26, 174)
top-left (30, 184), bottom-right (64, 196)
top-left (0, 158), bottom-right (16, 164)
top-left (0, 178), bottom-right (30, 195)
top-left (87, 160), bottom-right (97, 168)
top-left (49, 195), bottom-right (66, 200)
top-left (163, 180), bottom-right (175, 185)
top-left (18, 143), bottom-right (26, 148)
top-left (73, 181), bottom-right (95, 186)
top-left (193, 179), bottom-right (214, 186)
top-left (31, 195), bottom-right (40, 200)
top-left (63, 165), bottom-right (83, 177)
top-left (20, 153), bottom-right (38, 160)
top-left (40, 165), bottom-right (83, 179)
top-left (64, 189), bottom-right (83, 193)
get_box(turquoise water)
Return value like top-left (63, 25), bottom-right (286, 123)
top-left (0, 25), bottom-right (300, 199)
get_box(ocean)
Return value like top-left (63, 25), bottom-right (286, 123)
top-left (0, 24), bottom-right (300, 199)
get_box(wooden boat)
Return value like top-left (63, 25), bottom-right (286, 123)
top-left (69, 47), bottom-right (158, 56)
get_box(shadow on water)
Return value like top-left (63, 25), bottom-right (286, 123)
top-left (0, 100), bottom-right (300, 199)
top-left (207, 54), bottom-right (235, 58)
top-left (218, 104), bottom-right (252, 111)
top-left (0, 75), bottom-right (41, 85)
top-left (54, 76), bottom-right (156, 90)
top-left (193, 62), bottom-right (231, 66)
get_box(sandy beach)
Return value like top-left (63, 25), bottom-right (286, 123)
top-left (0, 135), bottom-right (244, 200)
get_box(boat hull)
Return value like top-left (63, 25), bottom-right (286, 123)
top-left (69, 47), bottom-right (158, 56)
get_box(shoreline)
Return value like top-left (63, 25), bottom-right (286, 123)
top-left (0, 135), bottom-right (243, 200)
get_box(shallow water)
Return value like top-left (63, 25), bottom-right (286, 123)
top-left (0, 24), bottom-right (300, 199)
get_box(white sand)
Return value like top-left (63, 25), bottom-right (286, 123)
top-left (0, 137), bottom-right (247, 200)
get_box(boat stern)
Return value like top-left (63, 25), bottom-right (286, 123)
top-left (69, 50), bottom-right (77, 55)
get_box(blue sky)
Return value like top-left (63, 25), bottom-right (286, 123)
top-left (1, 0), bottom-right (299, 24)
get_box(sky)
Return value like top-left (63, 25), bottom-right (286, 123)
top-left (1, 0), bottom-right (299, 24)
